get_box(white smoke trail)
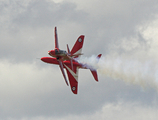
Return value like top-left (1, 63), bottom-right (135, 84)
top-left (77, 17), bottom-right (158, 90)
top-left (77, 18), bottom-right (158, 90)
top-left (78, 55), bottom-right (158, 90)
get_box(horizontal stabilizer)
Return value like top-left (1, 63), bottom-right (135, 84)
top-left (90, 54), bottom-right (102, 82)
top-left (90, 70), bottom-right (98, 82)
top-left (97, 54), bottom-right (102, 59)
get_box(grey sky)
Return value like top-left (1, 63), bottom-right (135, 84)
top-left (1, 0), bottom-right (158, 119)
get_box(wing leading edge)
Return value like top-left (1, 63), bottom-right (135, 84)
top-left (59, 61), bottom-right (69, 86)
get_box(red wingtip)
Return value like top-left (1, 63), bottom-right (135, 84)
top-left (97, 54), bottom-right (102, 58)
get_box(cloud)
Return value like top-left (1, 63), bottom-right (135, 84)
top-left (0, 59), bottom-right (67, 118)
top-left (77, 16), bottom-right (158, 91)
top-left (57, 0), bottom-right (158, 57)
top-left (0, 0), bottom-right (87, 62)
top-left (1, 59), bottom-right (158, 119)
top-left (1, 0), bottom-right (158, 120)
top-left (7, 102), bottom-right (158, 120)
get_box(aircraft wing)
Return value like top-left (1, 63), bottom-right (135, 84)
top-left (64, 64), bottom-right (79, 94)
top-left (59, 61), bottom-right (69, 86)
top-left (71, 35), bottom-right (84, 58)
top-left (54, 27), bottom-right (59, 49)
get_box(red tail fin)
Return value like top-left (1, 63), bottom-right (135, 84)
top-left (54, 27), bottom-right (59, 49)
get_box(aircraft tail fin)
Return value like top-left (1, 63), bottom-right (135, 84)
top-left (54, 27), bottom-right (59, 49)
top-left (90, 54), bottom-right (102, 82)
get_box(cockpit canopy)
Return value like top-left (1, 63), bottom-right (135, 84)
top-left (55, 49), bottom-right (67, 55)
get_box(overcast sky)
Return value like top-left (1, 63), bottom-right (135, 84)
top-left (1, 0), bottom-right (158, 120)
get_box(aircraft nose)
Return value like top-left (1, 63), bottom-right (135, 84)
top-left (48, 50), bottom-right (51, 55)
top-left (48, 50), bottom-right (55, 56)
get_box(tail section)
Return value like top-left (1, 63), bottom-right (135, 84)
top-left (54, 27), bottom-right (59, 49)
top-left (71, 35), bottom-right (84, 58)
top-left (91, 70), bottom-right (98, 82)
top-left (97, 54), bottom-right (102, 59)
top-left (90, 54), bottom-right (102, 82)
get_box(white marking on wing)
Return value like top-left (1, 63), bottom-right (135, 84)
top-left (64, 64), bottom-right (78, 82)
top-left (73, 48), bottom-right (82, 56)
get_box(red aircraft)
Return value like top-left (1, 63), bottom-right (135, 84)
top-left (41, 27), bottom-right (102, 94)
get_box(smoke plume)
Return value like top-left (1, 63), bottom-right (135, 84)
top-left (78, 18), bottom-right (158, 90)
top-left (78, 55), bottom-right (158, 90)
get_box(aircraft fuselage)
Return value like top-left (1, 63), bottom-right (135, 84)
top-left (48, 49), bottom-right (68, 61)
